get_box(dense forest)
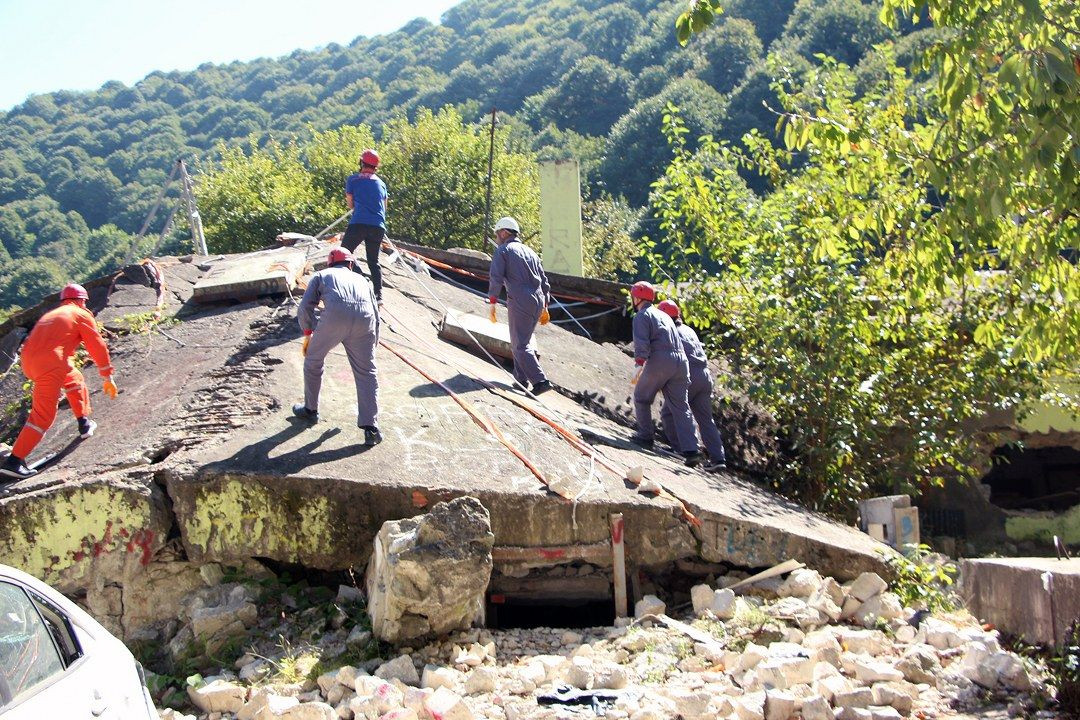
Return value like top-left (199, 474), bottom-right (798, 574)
top-left (0, 0), bottom-right (927, 316)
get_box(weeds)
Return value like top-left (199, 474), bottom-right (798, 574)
top-left (881, 544), bottom-right (958, 614)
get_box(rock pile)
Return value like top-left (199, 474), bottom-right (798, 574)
top-left (156, 568), bottom-right (1052, 720)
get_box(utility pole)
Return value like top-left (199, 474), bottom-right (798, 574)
top-left (484, 107), bottom-right (497, 247)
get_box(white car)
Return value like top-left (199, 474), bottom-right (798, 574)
top-left (0, 564), bottom-right (157, 718)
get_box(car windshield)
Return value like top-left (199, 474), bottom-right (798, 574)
top-left (0, 581), bottom-right (64, 702)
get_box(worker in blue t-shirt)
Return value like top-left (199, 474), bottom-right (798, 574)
top-left (342, 149), bottom-right (388, 304)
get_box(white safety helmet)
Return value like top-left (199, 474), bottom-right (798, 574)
top-left (493, 216), bottom-right (520, 234)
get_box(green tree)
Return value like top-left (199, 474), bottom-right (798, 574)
top-left (582, 196), bottom-right (641, 280)
top-left (0, 256), bottom-right (68, 310)
top-left (542, 57), bottom-right (632, 137)
top-left (380, 107), bottom-right (540, 252)
top-left (195, 137), bottom-right (332, 253)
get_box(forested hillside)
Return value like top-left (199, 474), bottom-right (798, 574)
top-left (0, 0), bottom-right (924, 316)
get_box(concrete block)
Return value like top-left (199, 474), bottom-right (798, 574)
top-left (848, 573), bottom-right (888, 602)
top-left (634, 594), bottom-right (665, 618)
top-left (960, 557), bottom-right (1080, 647)
top-left (439, 309), bottom-right (517, 360)
top-left (192, 248), bottom-right (306, 302)
top-left (424, 687), bottom-right (474, 720)
top-left (834, 687), bottom-right (874, 709)
top-left (764, 690), bottom-right (797, 720)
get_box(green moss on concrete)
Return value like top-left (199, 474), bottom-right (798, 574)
top-left (0, 484), bottom-right (164, 585)
top-left (1006, 505), bottom-right (1080, 545)
top-left (183, 477), bottom-right (335, 565)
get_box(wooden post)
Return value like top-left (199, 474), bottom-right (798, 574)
top-left (610, 513), bottom-right (627, 619)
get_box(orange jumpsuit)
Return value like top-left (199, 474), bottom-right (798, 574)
top-left (11, 302), bottom-right (113, 458)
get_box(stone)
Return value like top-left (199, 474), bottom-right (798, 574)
top-left (921, 618), bottom-right (963, 650)
top-left (733, 691), bottom-right (766, 720)
top-left (380, 711), bottom-right (419, 720)
top-left (894, 625), bottom-right (917, 643)
top-left (200, 563), bottom-right (225, 586)
top-left (421, 664), bottom-right (462, 690)
top-left (337, 666), bottom-right (361, 688)
top-left (318, 670), bottom-right (343, 695)
top-left (836, 708), bottom-right (873, 720)
top-left (851, 658), bottom-right (905, 684)
top-left (276, 704), bottom-right (336, 720)
top-left (375, 656), bottom-right (420, 687)
top-left (807, 589), bottom-right (842, 623)
top-left (814, 675), bottom-right (853, 703)
top-left (837, 629), bottom-right (890, 657)
top-left (366, 497), bottom-right (494, 644)
top-left (870, 683), bottom-right (915, 715)
top-left (190, 599), bottom-right (258, 646)
top-left (834, 688), bottom-right (874, 709)
top-left (800, 695), bottom-right (831, 720)
top-left (764, 690), bottom-right (797, 720)
top-left (854, 594), bottom-right (905, 628)
top-left (249, 693), bottom-right (300, 720)
top-left (188, 679), bottom-right (247, 714)
top-left (736, 643), bottom-right (769, 673)
top-left (896, 645), bottom-right (940, 684)
top-left (240, 659), bottom-right (271, 683)
top-left (987, 651), bottom-right (1032, 690)
top-left (347, 627), bottom-right (373, 648)
top-left (848, 573), bottom-right (888, 602)
top-left (667, 690), bottom-right (711, 719)
top-left (710, 588), bottom-right (737, 619)
top-left (561, 630), bottom-right (583, 644)
top-left (635, 594), bottom-right (666, 618)
top-left (566, 657), bottom-right (595, 689)
top-left (423, 687), bottom-right (474, 720)
top-left (778, 569), bottom-right (823, 599)
top-left (337, 585), bottom-right (364, 604)
top-left (594, 663), bottom-right (628, 690)
top-left (867, 707), bottom-right (903, 720)
top-left (326, 684), bottom-right (348, 706)
top-left (691, 584), bottom-right (716, 615)
top-left (465, 667), bottom-right (497, 694)
top-left (756, 657), bottom-right (815, 689)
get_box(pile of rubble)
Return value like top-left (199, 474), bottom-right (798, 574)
top-left (154, 568), bottom-right (1052, 720)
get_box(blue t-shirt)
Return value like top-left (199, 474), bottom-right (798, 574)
top-left (345, 172), bottom-right (388, 228)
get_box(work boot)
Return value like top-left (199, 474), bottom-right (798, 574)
top-left (77, 417), bottom-right (97, 439)
top-left (682, 451), bottom-right (702, 468)
top-left (629, 434), bottom-right (654, 449)
top-left (704, 460), bottom-right (726, 473)
top-left (531, 380), bottom-right (553, 395)
top-left (292, 404), bottom-right (318, 423)
top-left (361, 425), bottom-right (383, 446)
top-left (0, 455), bottom-right (37, 481)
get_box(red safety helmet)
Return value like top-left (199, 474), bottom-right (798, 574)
top-left (60, 283), bottom-right (89, 301)
top-left (656, 299), bottom-right (680, 319)
top-left (327, 247), bottom-right (353, 265)
top-left (360, 149), bottom-right (380, 168)
top-left (629, 281), bottom-right (656, 302)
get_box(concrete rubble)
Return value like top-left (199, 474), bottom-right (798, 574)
top-left (153, 564), bottom-right (1051, 720)
top-left (366, 497), bottom-right (495, 644)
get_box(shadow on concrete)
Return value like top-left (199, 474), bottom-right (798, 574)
top-left (200, 418), bottom-right (375, 476)
top-left (407, 372), bottom-right (487, 398)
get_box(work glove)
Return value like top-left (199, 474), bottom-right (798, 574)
top-left (103, 376), bottom-right (118, 399)
top-left (539, 307), bottom-right (550, 325)
top-left (302, 336), bottom-right (310, 357)
top-left (631, 361), bottom-right (645, 387)
top-left (489, 304), bottom-right (498, 324)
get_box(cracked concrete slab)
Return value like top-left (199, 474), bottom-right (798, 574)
top-left (1, 244), bottom-right (890, 609)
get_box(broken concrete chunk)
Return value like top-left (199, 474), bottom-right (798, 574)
top-left (896, 645), bottom-right (941, 685)
top-left (733, 691), bottom-right (766, 720)
top-left (188, 679), bottom-right (246, 714)
top-left (635, 594), bottom-right (666, 618)
top-left (423, 686), bottom-right (475, 720)
top-left (421, 664), bottom-right (462, 690)
top-left (465, 667), bottom-right (497, 695)
top-left (851, 658), bottom-right (905, 684)
top-left (834, 687), bottom-right (874, 709)
top-left (801, 695), bottom-right (831, 720)
top-left (764, 689), bottom-right (797, 720)
top-left (366, 497), bottom-right (494, 645)
top-left (778, 569), bottom-right (824, 599)
top-left (848, 573), bottom-right (888, 602)
top-left (275, 703), bottom-right (336, 719)
top-left (375, 656), bottom-right (420, 687)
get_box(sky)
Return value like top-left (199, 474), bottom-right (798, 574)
top-left (0, 0), bottom-right (461, 110)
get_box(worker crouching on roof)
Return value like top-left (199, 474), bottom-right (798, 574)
top-left (657, 300), bottom-right (727, 472)
top-left (628, 281), bottom-right (702, 468)
top-left (487, 216), bottom-right (553, 395)
top-left (293, 248), bottom-right (383, 446)
top-left (1, 283), bottom-right (118, 481)
top-left (341, 149), bottom-right (388, 304)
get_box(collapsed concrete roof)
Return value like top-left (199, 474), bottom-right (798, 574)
top-left (0, 240), bottom-right (889, 604)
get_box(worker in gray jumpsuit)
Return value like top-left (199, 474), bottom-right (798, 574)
top-left (628, 281), bottom-right (701, 467)
top-left (294, 247), bottom-right (383, 446)
top-left (657, 300), bottom-right (726, 471)
top-left (487, 216), bottom-right (553, 395)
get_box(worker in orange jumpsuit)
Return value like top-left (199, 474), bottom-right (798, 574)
top-left (1, 283), bottom-right (118, 481)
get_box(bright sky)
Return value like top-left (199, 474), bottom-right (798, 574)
top-left (0, 0), bottom-right (461, 110)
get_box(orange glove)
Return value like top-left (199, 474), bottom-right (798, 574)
top-left (539, 307), bottom-right (550, 325)
top-left (103, 376), bottom-right (118, 399)
top-left (489, 305), bottom-right (497, 324)
top-left (302, 336), bottom-right (310, 356)
top-left (631, 365), bottom-right (644, 386)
